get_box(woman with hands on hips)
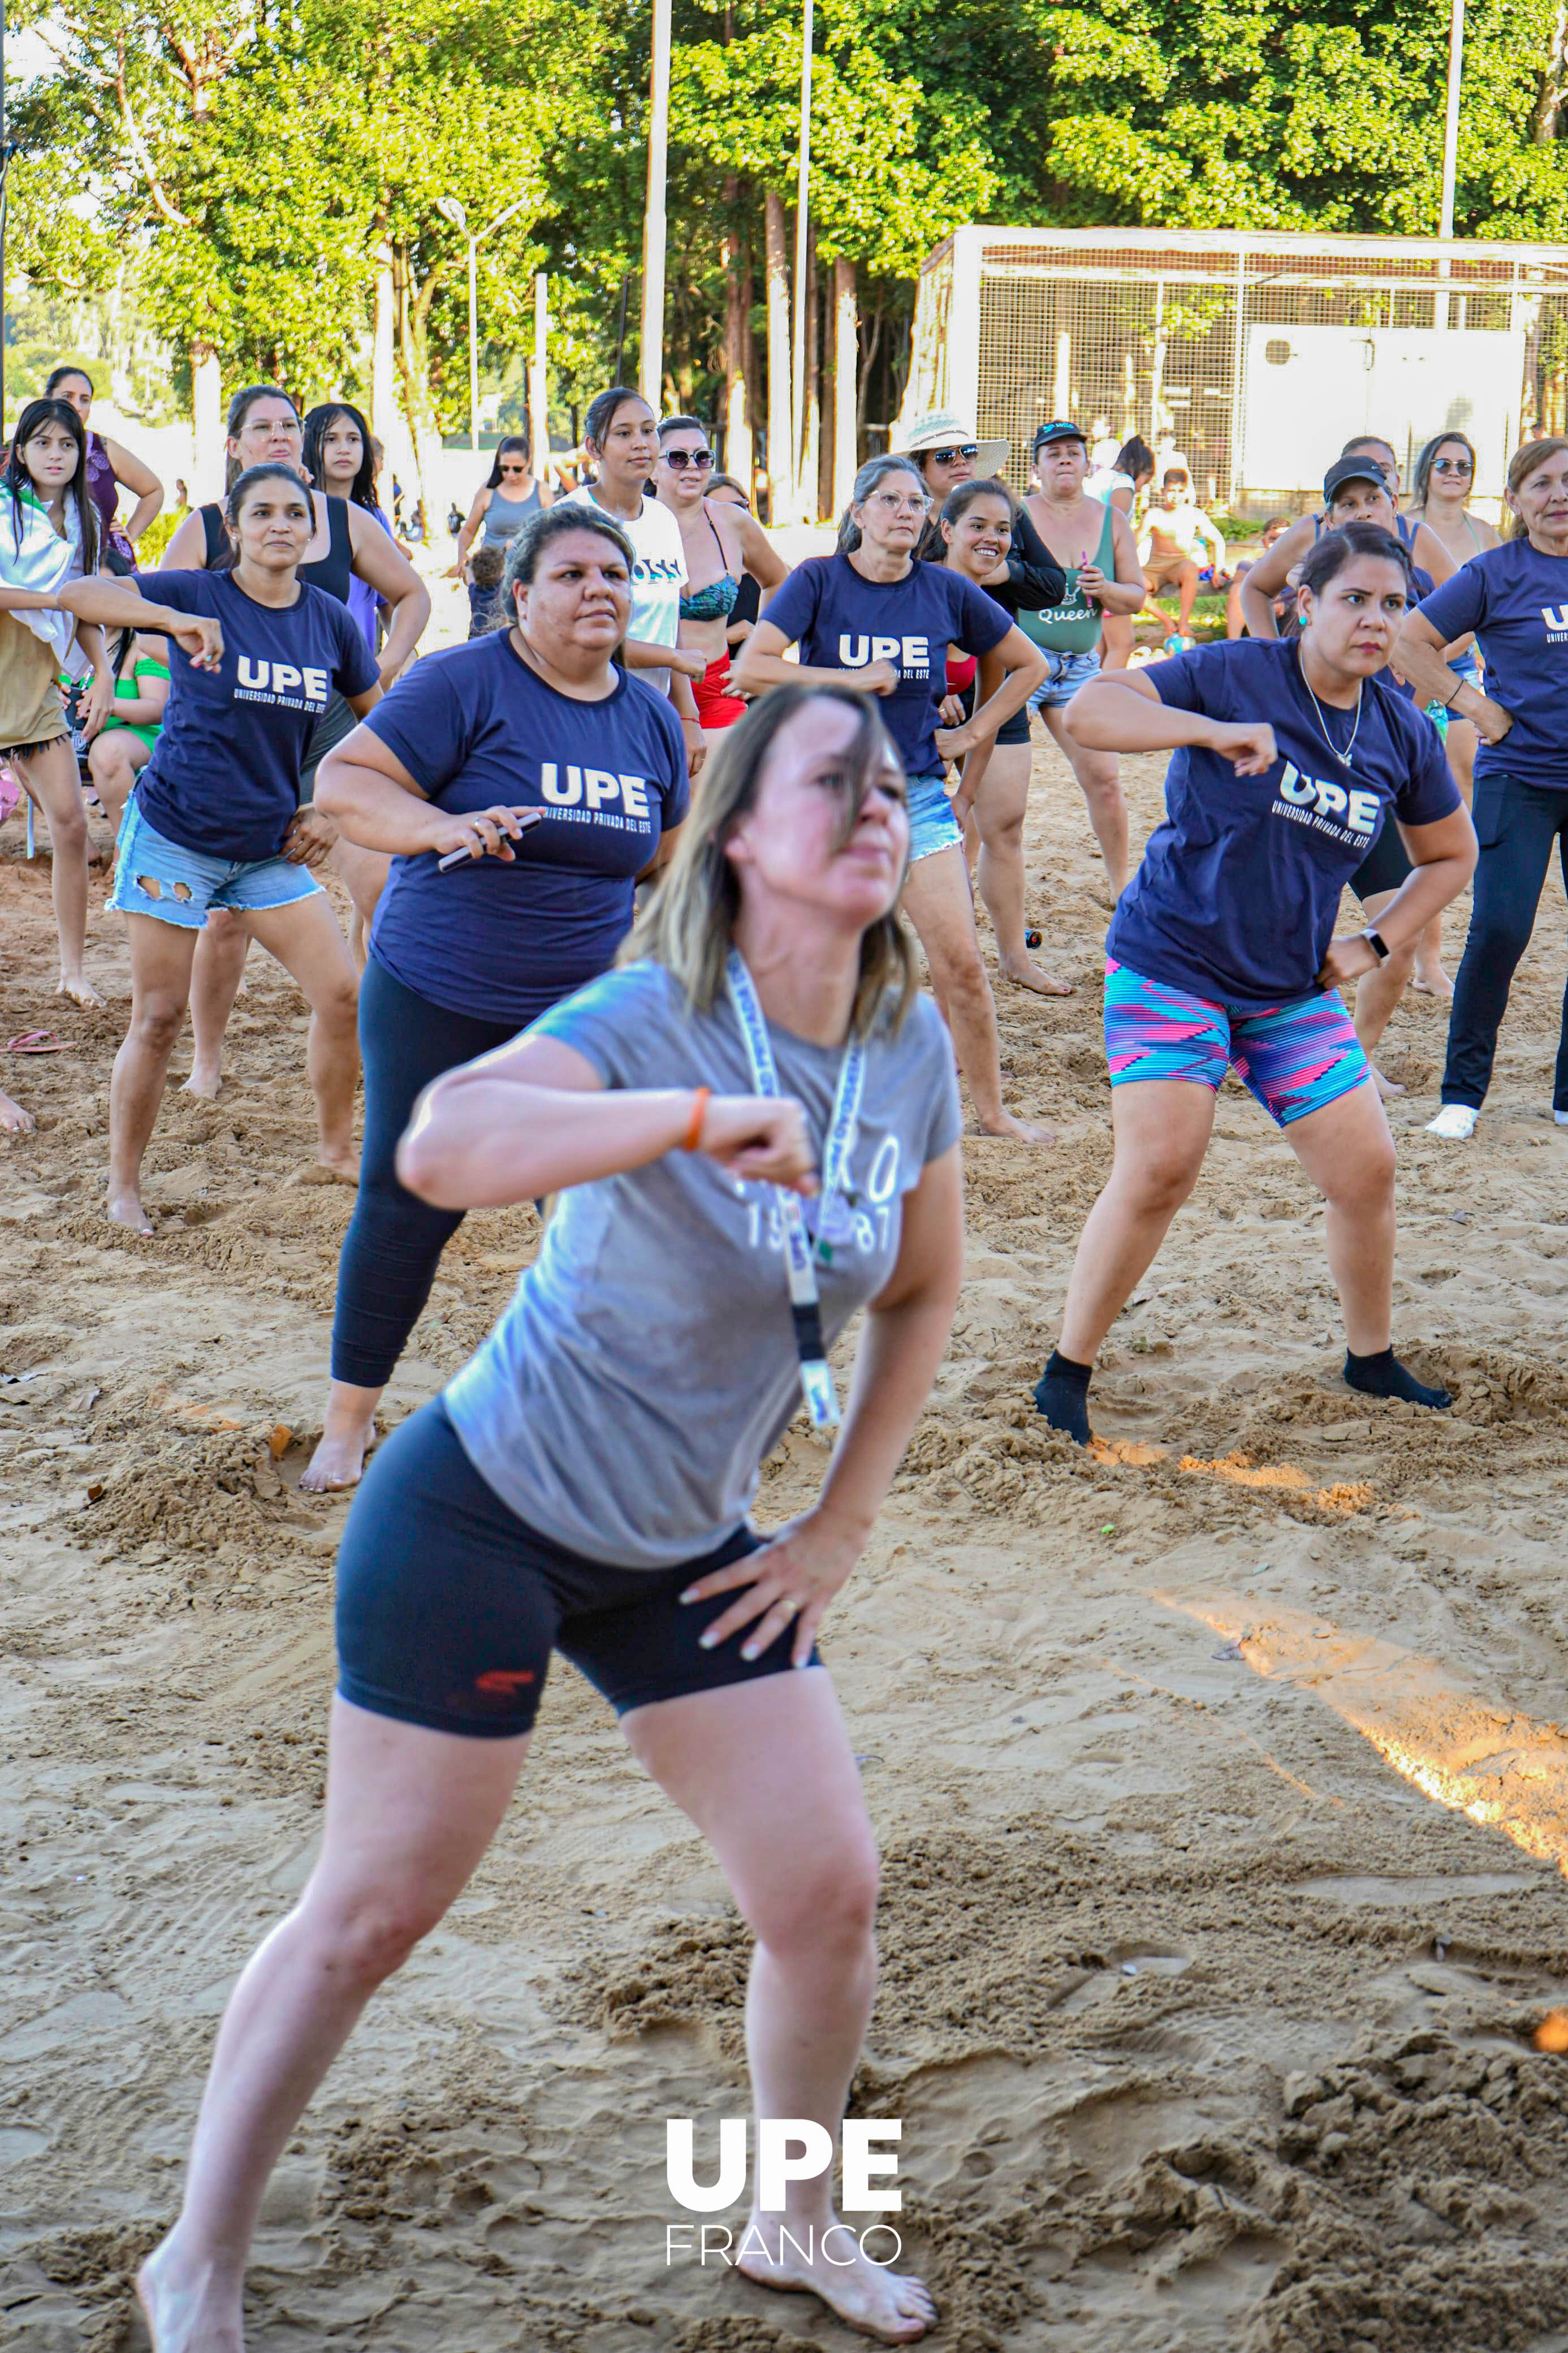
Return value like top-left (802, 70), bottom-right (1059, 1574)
top-left (301, 505), bottom-right (690, 1494)
top-left (1032, 522), bottom-right (1476, 1448)
top-left (136, 684), bottom-right (962, 2353)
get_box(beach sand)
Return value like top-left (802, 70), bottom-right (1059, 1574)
top-left (5, 729), bottom-right (1568, 2352)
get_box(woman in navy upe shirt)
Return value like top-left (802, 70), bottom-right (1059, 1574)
top-left (303, 503), bottom-right (689, 1492)
top-left (1031, 523), bottom-right (1476, 1446)
top-left (1395, 436), bottom-right (1568, 1138)
top-left (734, 453), bottom-right (1051, 1144)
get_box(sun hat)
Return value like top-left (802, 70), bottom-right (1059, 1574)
top-left (897, 410), bottom-right (1010, 479)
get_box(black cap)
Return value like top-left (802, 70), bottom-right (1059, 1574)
top-left (1323, 454), bottom-right (1388, 504)
top-left (1033, 420), bottom-right (1086, 450)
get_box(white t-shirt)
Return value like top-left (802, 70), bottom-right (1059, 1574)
top-left (1086, 466), bottom-right (1134, 508)
top-left (562, 486), bottom-right (686, 696)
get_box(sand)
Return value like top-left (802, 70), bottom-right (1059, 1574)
top-left (5, 687), bottom-right (1568, 2353)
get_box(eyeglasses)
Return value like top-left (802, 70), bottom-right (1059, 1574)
top-left (925, 445), bottom-right (978, 465)
top-left (1433, 457), bottom-right (1474, 475)
top-left (662, 449), bottom-right (713, 470)
top-left (867, 493), bottom-right (929, 516)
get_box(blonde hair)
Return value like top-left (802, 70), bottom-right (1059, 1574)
top-left (1506, 437), bottom-right (1568, 538)
top-left (624, 686), bottom-right (917, 1037)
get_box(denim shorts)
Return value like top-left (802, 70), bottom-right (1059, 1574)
top-left (1028, 646), bottom-right (1102, 712)
top-left (1103, 957), bottom-right (1371, 1129)
top-left (906, 772), bottom-right (963, 864)
top-left (108, 798), bottom-right (321, 929)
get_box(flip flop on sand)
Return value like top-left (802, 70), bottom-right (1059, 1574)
top-left (5, 1031), bottom-right (68, 1053)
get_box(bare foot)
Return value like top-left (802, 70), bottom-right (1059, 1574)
top-left (999, 956), bottom-right (1073, 997)
top-left (301, 1420), bottom-right (376, 1492)
top-left (0, 1089), bottom-right (33, 1134)
top-left (137, 2240), bottom-right (246, 2353)
top-left (182, 1061), bottom-right (223, 1100)
top-left (1371, 1063), bottom-right (1405, 1101)
top-left (57, 971), bottom-right (104, 1010)
top-left (316, 1143), bottom-right (361, 1186)
top-left (1412, 964), bottom-right (1454, 1001)
top-left (737, 2216), bottom-right (936, 2343)
top-left (977, 1107), bottom-right (1054, 1145)
top-left (107, 1187), bottom-right (155, 1237)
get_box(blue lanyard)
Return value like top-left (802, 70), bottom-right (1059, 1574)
top-left (725, 950), bottom-right (866, 1431)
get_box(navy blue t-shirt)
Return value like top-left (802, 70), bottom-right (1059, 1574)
top-left (760, 554), bottom-right (1010, 778)
top-left (135, 571), bottom-right (378, 861)
top-left (365, 632), bottom-right (689, 1025)
top-left (1418, 538), bottom-right (1568, 787)
top-left (1106, 637), bottom-right (1459, 1007)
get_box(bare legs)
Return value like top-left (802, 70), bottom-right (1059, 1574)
top-left (139, 1673), bottom-right (934, 2353)
top-left (1039, 704), bottom-right (1129, 894)
top-left (1056, 1078), bottom-right (1397, 1372)
top-left (108, 896), bottom-right (359, 1234)
top-left (187, 845), bottom-right (388, 1097)
top-left (1349, 887), bottom-right (1418, 1099)
top-left (900, 846), bottom-right (1048, 1144)
top-left (964, 744), bottom-right (1070, 996)
top-left (86, 729), bottom-right (150, 843)
top-left (14, 739), bottom-right (101, 1007)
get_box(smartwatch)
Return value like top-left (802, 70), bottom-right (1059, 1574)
top-left (1362, 928), bottom-right (1390, 962)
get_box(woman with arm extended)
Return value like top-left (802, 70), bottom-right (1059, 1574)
top-left (100, 464), bottom-right (382, 1235)
top-left (1031, 525), bottom-right (1475, 1446)
top-left (301, 505), bottom-right (690, 1493)
top-left (935, 475), bottom-right (1071, 994)
top-left (1394, 437), bottom-right (1568, 1140)
top-left (136, 686), bottom-right (963, 2353)
top-left (733, 454), bottom-right (1050, 1144)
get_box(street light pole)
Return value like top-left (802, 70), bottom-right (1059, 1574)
top-left (1437, 0), bottom-right (1465, 326)
top-left (640, 0), bottom-right (672, 407)
top-left (437, 193), bottom-right (531, 454)
top-left (790, 0), bottom-right (813, 520)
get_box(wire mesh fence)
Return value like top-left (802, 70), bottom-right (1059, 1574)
top-left (904, 227), bottom-right (1568, 518)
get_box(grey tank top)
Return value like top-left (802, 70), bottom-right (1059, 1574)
top-left (481, 482), bottom-right (542, 544)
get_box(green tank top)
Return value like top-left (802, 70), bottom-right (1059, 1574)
top-left (101, 654), bottom-right (170, 751)
top-left (1020, 499), bottom-right (1116, 654)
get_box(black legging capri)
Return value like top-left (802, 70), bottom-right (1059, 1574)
top-left (331, 955), bottom-right (517, 1387)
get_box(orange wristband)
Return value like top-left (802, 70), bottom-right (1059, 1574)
top-left (681, 1087), bottom-right (711, 1152)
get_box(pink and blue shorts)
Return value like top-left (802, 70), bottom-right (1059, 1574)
top-left (1103, 958), bottom-right (1371, 1128)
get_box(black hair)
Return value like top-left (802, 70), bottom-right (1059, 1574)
top-left (45, 364), bottom-right (94, 399)
top-left (210, 463), bottom-right (313, 572)
top-left (485, 432), bottom-right (532, 490)
top-left (1413, 429), bottom-right (1478, 510)
top-left (1297, 520), bottom-right (1413, 602)
top-left (584, 386), bottom-right (650, 453)
top-left (302, 402), bottom-right (377, 512)
top-left (495, 501), bottom-right (637, 625)
top-left (919, 473), bottom-right (1016, 562)
top-left (1115, 435), bottom-right (1155, 480)
top-left (658, 414), bottom-right (709, 445)
top-left (223, 384), bottom-right (300, 489)
top-left (5, 398), bottom-right (98, 575)
top-left (707, 472), bottom-right (752, 508)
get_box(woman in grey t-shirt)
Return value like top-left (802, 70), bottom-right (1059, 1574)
top-left (137, 686), bottom-right (963, 2351)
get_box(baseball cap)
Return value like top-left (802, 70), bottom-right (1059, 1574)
top-left (1033, 420), bottom-right (1086, 450)
top-left (1322, 454), bottom-right (1387, 503)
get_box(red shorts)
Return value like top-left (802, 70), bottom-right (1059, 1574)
top-left (693, 654), bottom-right (746, 729)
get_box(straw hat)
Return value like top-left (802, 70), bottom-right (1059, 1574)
top-left (897, 410), bottom-right (1010, 479)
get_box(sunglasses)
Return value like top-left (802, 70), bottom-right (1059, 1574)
top-left (925, 445), bottom-right (978, 465)
top-left (662, 449), bottom-right (713, 470)
top-left (1433, 457), bottom-right (1474, 475)
top-left (498, 462), bottom-right (527, 473)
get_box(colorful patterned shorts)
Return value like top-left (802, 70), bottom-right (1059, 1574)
top-left (1103, 958), bottom-right (1371, 1129)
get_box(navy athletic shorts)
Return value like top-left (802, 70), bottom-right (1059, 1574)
top-left (335, 1399), bottom-right (820, 1739)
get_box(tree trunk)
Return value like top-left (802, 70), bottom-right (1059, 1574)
top-left (831, 256), bottom-right (858, 516)
top-left (392, 238), bottom-right (446, 524)
top-left (1536, 1), bottom-right (1568, 139)
top-left (764, 189), bottom-right (791, 525)
top-left (858, 295), bottom-right (883, 428)
top-left (723, 178), bottom-right (753, 495)
top-left (192, 342), bottom-right (222, 499)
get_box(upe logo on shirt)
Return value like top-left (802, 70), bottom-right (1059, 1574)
top-left (540, 762), bottom-right (651, 817)
top-left (235, 659), bottom-right (330, 707)
top-left (663, 2118), bottom-right (904, 2271)
top-left (1541, 605), bottom-right (1568, 634)
top-left (838, 634), bottom-right (930, 677)
top-left (1276, 761), bottom-right (1379, 837)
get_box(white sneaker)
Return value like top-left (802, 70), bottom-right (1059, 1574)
top-left (1426, 1105), bottom-right (1478, 1140)
top-left (1556, 1110), bottom-right (1568, 1128)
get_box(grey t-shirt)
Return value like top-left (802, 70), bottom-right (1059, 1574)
top-left (443, 959), bottom-right (962, 1568)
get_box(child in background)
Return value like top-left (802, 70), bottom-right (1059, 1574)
top-left (87, 631), bottom-right (170, 837)
top-left (467, 541), bottom-right (506, 638)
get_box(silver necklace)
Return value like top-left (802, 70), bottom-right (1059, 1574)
top-left (1303, 673), bottom-right (1364, 769)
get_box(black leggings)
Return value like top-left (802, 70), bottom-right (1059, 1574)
top-left (331, 956), bottom-right (517, 1387)
top-left (1441, 774), bottom-right (1568, 1112)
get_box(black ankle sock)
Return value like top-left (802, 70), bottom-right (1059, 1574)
top-left (1344, 1346), bottom-right (1451, 1411)
top-left (1034, 1348), bottom-right (1092, 1445)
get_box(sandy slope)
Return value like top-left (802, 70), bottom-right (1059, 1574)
top-left (5, 717), bottom-right (1568, 2353)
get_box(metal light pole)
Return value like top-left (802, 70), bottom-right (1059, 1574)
top-left (437, 194), bottom-right (530, 454)
top-left (1437, 0), bottom-right (1465, 326)
top-left (640, 0), bottom-right (672, 407)
top-left (790, 0), bottom-right (813, 520)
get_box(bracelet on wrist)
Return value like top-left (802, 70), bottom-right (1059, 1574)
top-left (681, 1087), bottom-right (710, 1152)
